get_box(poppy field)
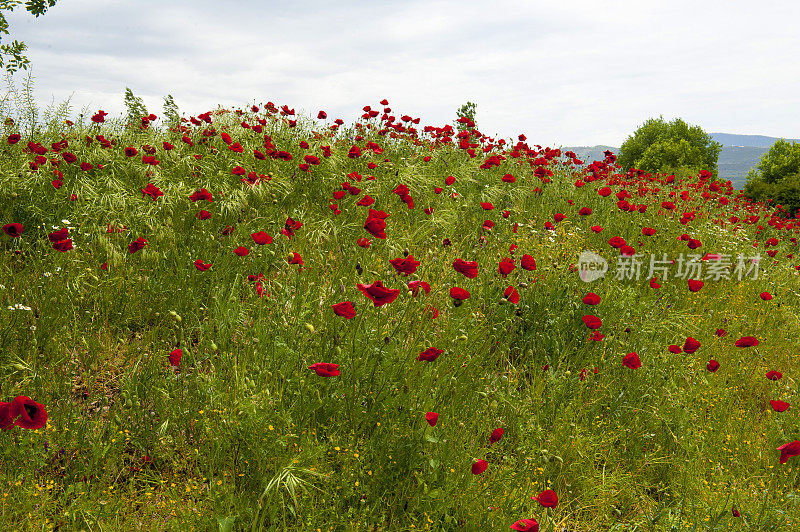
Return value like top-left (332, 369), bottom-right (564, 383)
top-left (1, 100), bottom-right (800, 531)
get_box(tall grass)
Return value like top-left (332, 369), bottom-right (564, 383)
top-left (1, 88), bottom-right (799, 531)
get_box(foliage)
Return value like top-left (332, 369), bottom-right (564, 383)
top-left (743, 140), bottom-right (800, 217)
top-left (0, 0), bottom-right (57, 74)
top-left (455, 100), bottom-right (476, 131)
top-left (745, 139), bottom-right (800, 185)
top-left (1, 67), bottom-right (38, 135)
top-left (123, 87), bottom-right (148, 130)
top-left (162, 93), bottom-right (180, 130)
top-left (617, 116), bottom-right (722, 177)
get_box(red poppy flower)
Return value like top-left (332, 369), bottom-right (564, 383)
top-left (128, 237), bottom-right (148, 254)
top-left (582, 292), bottom-right (600, 305)
top-left (357, 281), bottom-right (400, 307)
top-left (471, 459), bottom-right (488, 475)
top-left (142, 183), bottom-right (164, 201)
top-left (189, 188), bottom-right (213, 202)
top-left (510, 519), bottom-right (539, 532)
top-left (49, 227), bottom-right (69, 242)
top-left (715, 328), bottom-right (727, 337)
top-left (332, 301), bottom-right (356, 319)
top-left (317, 110), bottom-right (327, 119)
top-left (649, 278), bottom-right (661, 289)
top-left (194, 259), bottom-right (212, 271)
top-left (168, 348), bottom-right (182, 368)
top-left (521, 255), bottom-right (537, 271)
top-left (390, 255), bottom-right (420, 276)
top-left (622, 352), bottom-right (641, 369)
top-left (453, 258), bottom-right (478, 278)
top-left (450, 287), bottom-right (470, 300)
top-left (732, 506), bottom-right (740, 517)
top-left (445, 175), bottom-right (456, 185)
top-left (91, 110), bottom-right (108, 123)
top-left (735, 336), bottom-right (759, 348)
top-left (409, 280), bottom-right (431, 296)
top-left (770, 400), bottom-right (790, 412)
top-left (760, 292), bottom-right (773, 301)
top-left (52, 239), bottom-right (74, 252)
top-left (481, 202), bottom-right (494, 210)
top-left (282, 217), bottom-right (303, 239)
top-left (706, 359), bottom-right (720, 372)
top-left (591, 226), bottom-right (604, 233)
top-left (683, 337), bottom-right (701, 354)
top-left (504, 285), bottom-right (520, 304)
top-left (364, 210), bottom-right (388, 239)
top-left (498, 258), bottom-right (515, 276)
top-left (309, 363), bottom-right (340, 377)
top-left (483, 220), bottom-right (495, 231)
top-left (251, 231), bottom-right (273, 245)
top-left (9, 396), bottom-right (47, 429)
top-left (348, 145), bottom-right (362, 158)
top-left (687, 279), bottom-right (704, 292)
top-left (608, 236), bottom-right (626, 248)
top-left (766, 370), bottom-right (782, 381)
top-left (778, 440), bottom-right (800, 464)
top-left (589, 331), bottom-right (605, 341)
top-left (357, 237), bottom-right (371, 248)
top-left (502, 173), bottom-right (515, 183)
top-left (357, 195), bottom-right (375, 207)
top-left (425, 412), bottom-right (439, 427)
top-left (233, 246), bottom-right (249, 257)
top-left (287, 252), bottom-right (303, 266)
top-left (582, 315), bottom-right (602, 329)
top-left (532, 489), bottom-right (558, 508)
top-left (489, 428), bottom-right (504, 445)
top-left (196, 210), bottom-right (211, 220)
top-left (2, 223), bottom-right (23, 237)
top-left (642, 227), bottom-right (656, 236)
top-left (417, 348), bottom-right (444, 362)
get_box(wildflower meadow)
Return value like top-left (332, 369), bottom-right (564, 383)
top-left (1, 97), bottom-right (799, 531)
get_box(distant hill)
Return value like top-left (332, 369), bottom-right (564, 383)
top-left (710, 133), bottom-right (799, 149)
top-left (563, 133), bottom-right (799, 190)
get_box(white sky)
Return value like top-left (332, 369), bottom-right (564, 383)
top-left (5, 0), bottom-right (800, 146)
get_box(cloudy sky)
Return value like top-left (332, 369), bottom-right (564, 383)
top-left (5, 0), bottom-right (799, 146)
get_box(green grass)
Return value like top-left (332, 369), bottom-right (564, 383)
top-left (0, 101), bottom-right (799, 531)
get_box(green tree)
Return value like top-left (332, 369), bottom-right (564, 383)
top-left (617, 116), bottom-right (722, 177)
top-left (743, 139), bottom-right (800, 217)
top-left (455, 101), bottom-right (477, 132)
top-left (0, 0), bottom-right (57, 74)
